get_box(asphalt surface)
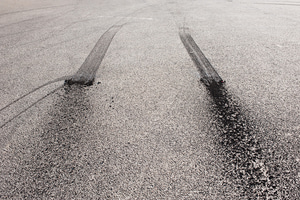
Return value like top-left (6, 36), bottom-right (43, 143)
top-left (0, 0), bottom-right (299, 199)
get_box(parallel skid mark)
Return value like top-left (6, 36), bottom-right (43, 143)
top-left (179, 27), bottom-right (223, 87)
top-left (65, 25), bottom-right (123, 86)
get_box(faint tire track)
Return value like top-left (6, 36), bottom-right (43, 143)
top-left (0, 76), bottom-right (70, 129)
top-left (0, 4), bottom-right (75, 17)
top-left (0, 76), bottom-right (71, 113)
top-left (0, 86), bottom-right (62, 129)
top-left (18, 18), bottom-right (92, 47)
top-left (0, 16), bottom-right (45, 29)
top-left (0, 8), bottom-right (76, 39)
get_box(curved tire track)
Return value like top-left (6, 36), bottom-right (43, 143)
top-left (0, 86), bottom-right (62, 129)
top-left (65, 25), bottom-right (123, 86)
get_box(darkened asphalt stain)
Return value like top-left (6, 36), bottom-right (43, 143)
top-left (2, 85), bottom-right (101, 199)
top-left (206, 83), bottom-right (281, 199)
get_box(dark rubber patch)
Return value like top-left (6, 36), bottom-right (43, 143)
top-left (179, 27), bottom-right (223, 87)
top-left (207, 84), bottom-right (281, 199)
top-left (65, 25), bottom-right (123, 86)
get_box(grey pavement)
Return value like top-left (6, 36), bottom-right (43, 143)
top-left (0, 0), bottom-right (299, 199)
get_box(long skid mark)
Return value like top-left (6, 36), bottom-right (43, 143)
top-left (179, 27), bottom-right (223, 87)
top-left (65, 25), bottom-right (123, 86)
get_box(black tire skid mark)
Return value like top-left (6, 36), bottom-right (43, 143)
top-left (179, 27), bottom-right (223, 87)
top-left (0, 3), bottom-right (154, 127)
top-left (65, 25), bottom-right (123, 86)
top-left (179, 26), bottom-right (282, 198)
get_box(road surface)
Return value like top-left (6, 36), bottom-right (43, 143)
top-left (0, 0), bottom-right (299, 199)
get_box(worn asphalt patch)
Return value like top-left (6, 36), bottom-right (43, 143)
top-left (65, 25), bottom-right (123, 86)
top-left (179, 27), bottom-right (223, 87)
